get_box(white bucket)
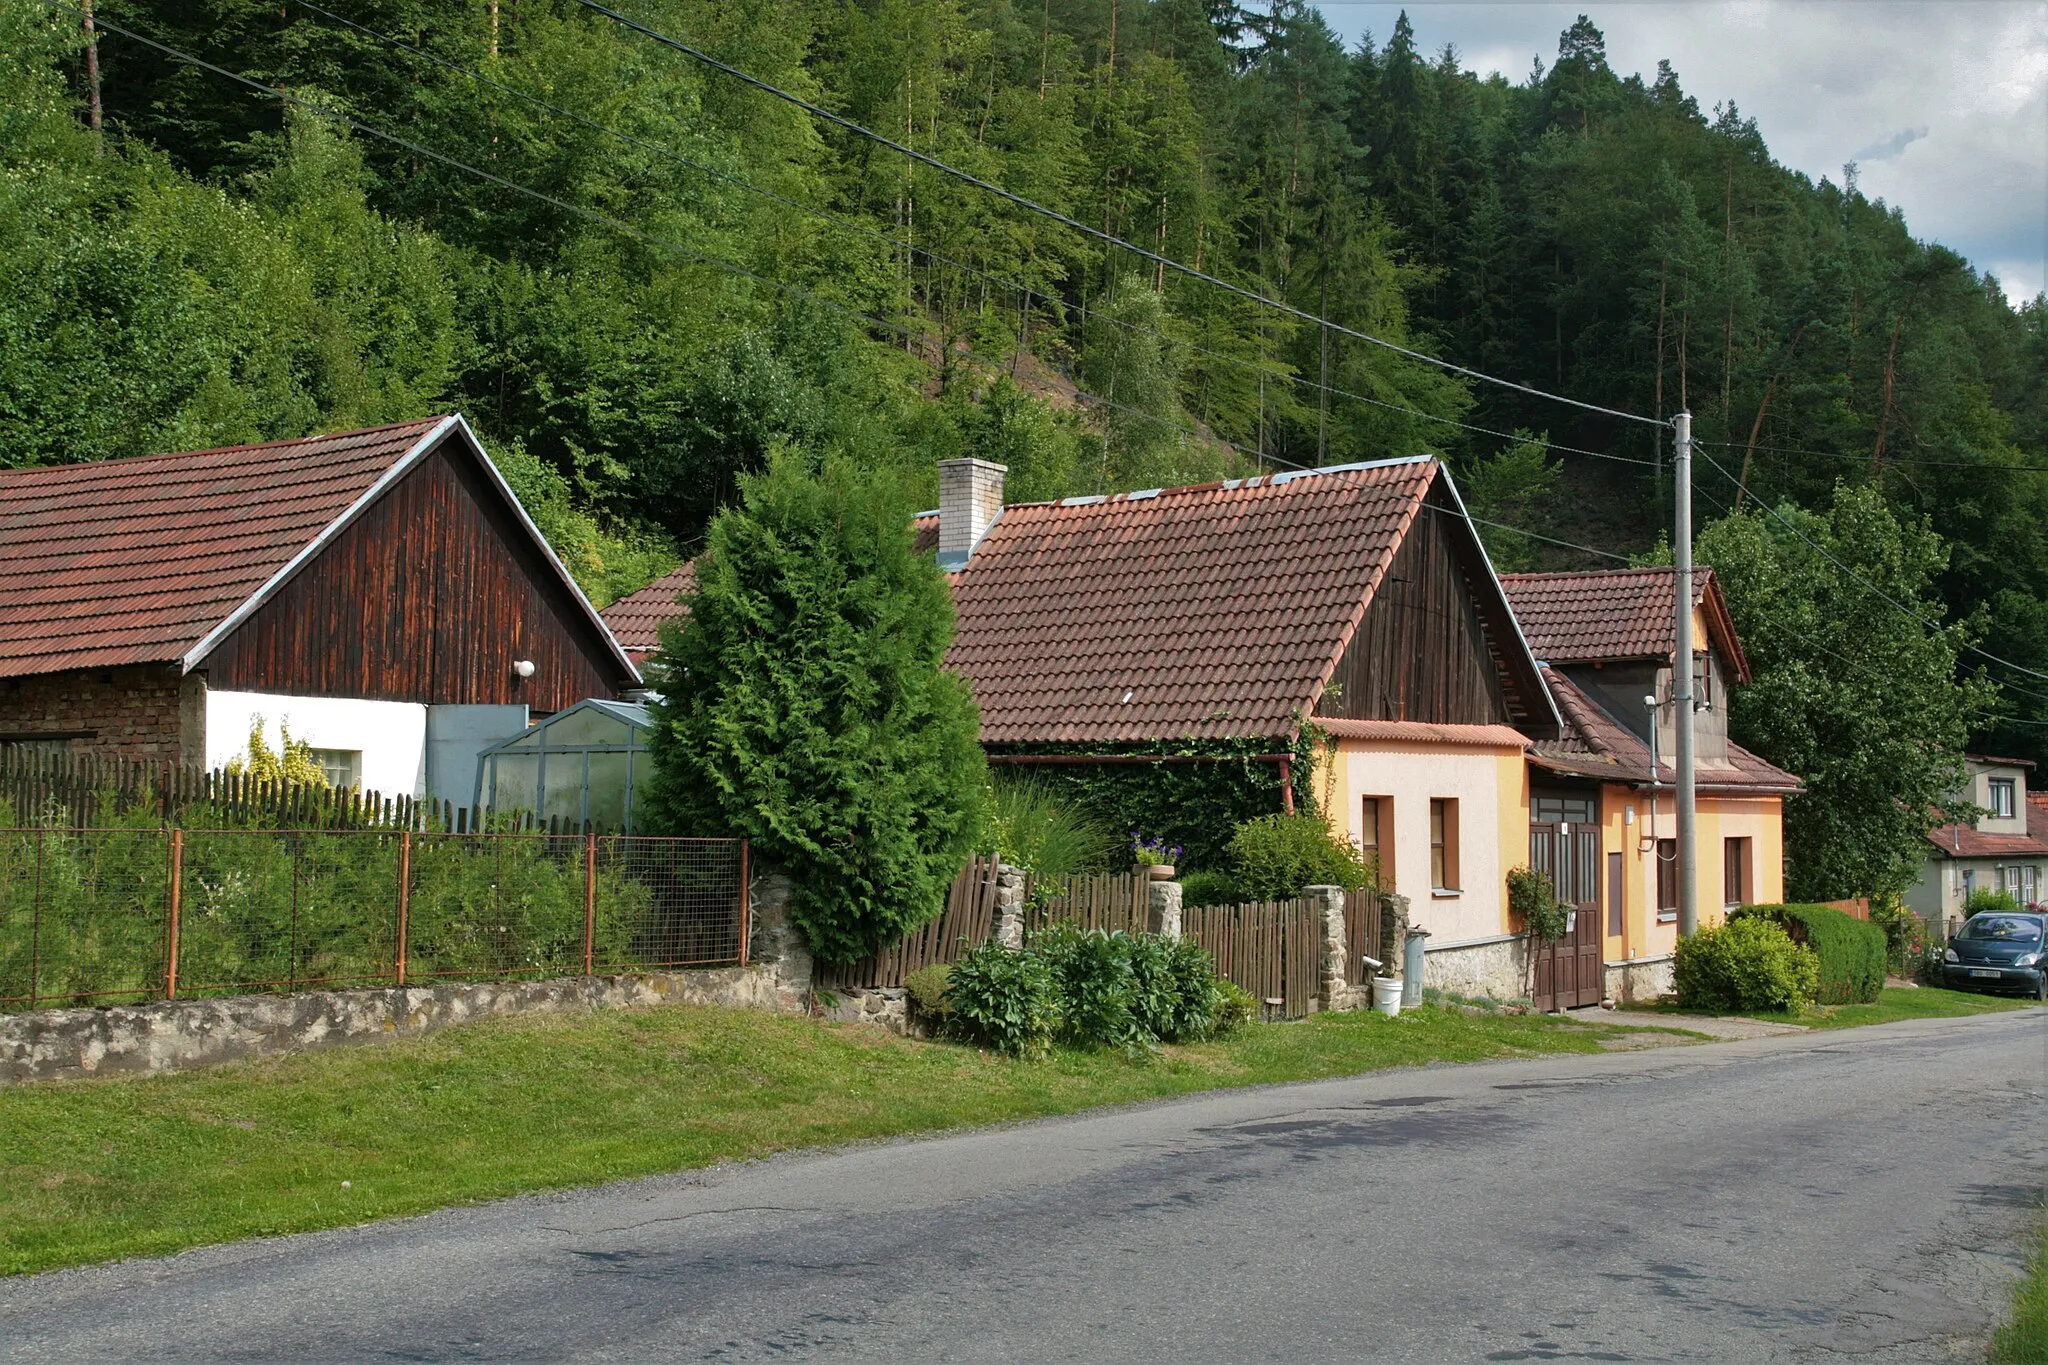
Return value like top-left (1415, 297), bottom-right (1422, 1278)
top-left (1372, 975), bottom-right (1402, 1016)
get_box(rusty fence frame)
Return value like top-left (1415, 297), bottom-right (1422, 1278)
top-left (0, 827), bottom-right (748, 1012)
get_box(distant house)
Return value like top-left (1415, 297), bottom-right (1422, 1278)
top-left (1500, 568), bottom-right (1800, 1000)
top-left (0, 416), bottom-right (639, 802)
top-left (1907, 755), bottom-right (2047, 927)
top-left (608, 454), bottom-right (1562, 985)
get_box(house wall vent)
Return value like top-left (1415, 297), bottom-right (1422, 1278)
top-left (937, 458), bottom-right (1006, 569)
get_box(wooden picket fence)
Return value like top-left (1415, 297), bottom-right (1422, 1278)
top-left (0, 747), bottom-right (594, 834)
top-left (1023, 870), bottom-right (1150, 934)
top-left (1181, 899), bottom-right (1318, 1019)
top-left (813, 855), bottom-right (1004, 991)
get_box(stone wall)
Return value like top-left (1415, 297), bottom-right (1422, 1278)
top-left (1605, 955), bottom-right (1675, 1004)
top-left (0, 664), bottom-right (204, 765)
top-left (2, 863), bottom-right (817, 1086)
top-left (1422, 933), bottom-right (1532, 1003)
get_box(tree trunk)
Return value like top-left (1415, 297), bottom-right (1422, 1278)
top-left (83, 0), bottom-right (101, 136)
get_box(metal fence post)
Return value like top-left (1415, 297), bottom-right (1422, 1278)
top-left (395, 830), bottom-right (412, 987)
top-left (737, 839), bottom-right (751, 967)
top-left (583, 830), bottom-right (597, 976)
top-left (165, 828), bottom-right (183, 1001)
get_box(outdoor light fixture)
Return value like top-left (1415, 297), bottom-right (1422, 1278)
top-left (512, 659), bottom-right (536, 679)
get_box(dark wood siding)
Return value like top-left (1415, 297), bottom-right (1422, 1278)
top-left (203, 437), bottom-right (625, 709)
top-left (1318, 490), bottom-right (1513, 726)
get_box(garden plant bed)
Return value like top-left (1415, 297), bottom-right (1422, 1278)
top-left (4, 1001), bottom-right (1668, 1276)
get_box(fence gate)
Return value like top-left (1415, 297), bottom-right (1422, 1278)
top-left (1528, 823), bottom-right (1604, 1011)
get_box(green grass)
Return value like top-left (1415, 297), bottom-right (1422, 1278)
top-left (1621, 986), bottom-right (2030, 1030)
top-left (1, 1003), bottom-right (1642, 1277)
top-left (1993, 1219), bottom-right (2048, 1364)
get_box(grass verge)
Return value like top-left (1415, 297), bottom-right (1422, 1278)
top-left (2, 1003), bottom-right (1647, 1277)
top-left (1621, 985), bottom-right (2030, 1030)
top-left (1993, 1219), bottom-right (2048, 1364)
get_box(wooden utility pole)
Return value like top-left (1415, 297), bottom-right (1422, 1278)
top-left (83, 0), bottom-right (102, 137)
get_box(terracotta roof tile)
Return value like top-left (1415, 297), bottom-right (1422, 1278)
top-left (603, 461), bottom-right (1496, 743)
top-left (1314, 718), bottom-right (1528, 749)
top-left (0, 418), bottom-right (448, 676)
top-left (1501, 567), bottom-right (1749, 680)
top-left (1529, 667), bottom-right (1800, 794)
top-left (1925, 823), bottom-right (2048, 860)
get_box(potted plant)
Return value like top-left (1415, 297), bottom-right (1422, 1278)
top-left (1130, 833), bottom-right (1182, 881)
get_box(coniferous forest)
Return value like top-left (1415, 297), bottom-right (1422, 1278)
top-left (5, 2), bottom-right (2046, 771)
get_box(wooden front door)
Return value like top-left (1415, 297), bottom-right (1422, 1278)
top-left (1529, 822), bottom-right (1605, 1011)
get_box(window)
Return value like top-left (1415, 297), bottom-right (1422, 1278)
top-left (1999, 864), bottom-right (2039, 904)
top-left (1692, 654), bottom-right (1714, 713)
top-left (1360, 796), bottom-right (1391, 889)
top-left (1657, 839), bottom-right (1678, 922)
top-left (1723, 837), bottom-right (1751, 909)
top-left (1533, 793), bottom-right (1598, 825)
top-left (1989, 777), bottom-right (2017, 820)
top-left (1430, 798), bottom-right (1460, 891)
top-left (1607, 851), bottom-right (1624, 936)
top-left (308, 748), bottom-right (361, 790)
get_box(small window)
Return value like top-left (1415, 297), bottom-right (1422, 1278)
top-left (1533, 793), bottom-right (1598, 825)
top-left (308, 748), bottom-right (362, 790)
top-left (1657, 839), bottom-right (1678, 922)
top-left (1360, 796), bottom-right (1392, 890)
top-left (1723, 837), bottom-right (1750, 909)
top-left (1692, 654), bottom-right (1714, 713)
top-left (1430, 798), bottom-right (1460, 891)
top-left (1989, 778), bottom-right (2017, 820)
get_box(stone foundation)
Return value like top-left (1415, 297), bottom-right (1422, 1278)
top-left (1604, 955), bottom-right (1675, 1004)
top-left (1422, 933), bottom-right (1531, 1003)
top-left (1, 966), bottom-right (808, 1086)
top-left (816, 986), bottom-right (911, 1034)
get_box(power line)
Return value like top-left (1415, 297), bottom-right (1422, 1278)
top-left (1700, 437), bottom-right (2048, 475)
top-left (292, 1), bottom-right (1664, 476)
top-left (573, 0), bottom-right (1670, 431)
top-left (1695, 447), bottom-right (2048, 699)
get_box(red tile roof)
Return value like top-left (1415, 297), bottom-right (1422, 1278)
top-left (604, 459), bottom-right (1550, 744)
top-left (1925, 823), bottom-right (2048, 860)
top-left (1528, 668), bottom-right (1800, 794)
top-left (1315, 718), bottom-right (1529, 749)
top-left (0, 419), bottom-right (450, 677)
top-left (1500, 567), bottom-right (1750, 681)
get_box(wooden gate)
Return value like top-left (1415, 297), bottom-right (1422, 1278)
top-left (1528, 823), bottom-right (1604, 1011)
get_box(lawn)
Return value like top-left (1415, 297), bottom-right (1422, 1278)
top-left (1, 1003), bottom-right (1650, 1277)
top-left (1620, 985), bottom-right (2031, 1030)
top-left (1993, 1219), bottom-right (2048, 1364)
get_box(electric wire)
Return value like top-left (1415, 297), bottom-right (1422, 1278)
top-left (292, 0), bottom-right (1663, 475)
top-left (1700, 437), bottom-right (2048, 475)
top-left (573, 0), bottom-right (1671, 431)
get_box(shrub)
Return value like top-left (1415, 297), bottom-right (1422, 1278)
top-left (901, 962), bottom-right (953, 1023)
top-left (1966, 887), bottom-right (2026, 918)
top-left (1225, 813), bottom-right (1371, 901)
top-left (1867, 896), bottom-right (1926, 975)
top-left (945, 939), bottom-right (1057, 1057)
top-left (642, 454), bottom-right (987, 965)
top-left (1674, 916), bottom-right (1820, 1013)
top-left (1179, 869), bottom-right (1240, 907)
top-left (1506, 865), bottom-right (1566, 942)
top-left (1035, 923), bottom-right (1145, 1051)
top-left (986, 779), bottom-right (1112, 878)
top-left (1731, 903), bottom-right (1887, 1004)
top-left (1211, 979), bottom-right (1257, 1036)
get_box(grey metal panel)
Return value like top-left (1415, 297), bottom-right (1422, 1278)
top-left (424, 703), bottom-right (529, 807)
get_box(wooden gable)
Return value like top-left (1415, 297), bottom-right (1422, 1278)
top-left (200, 432), bottom-right (628, 710)
top-left (1315, 484), bottom-right (1547, 733)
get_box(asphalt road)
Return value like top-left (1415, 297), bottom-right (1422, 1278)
top-left (3, 1010), bottom-right (2044, 1363)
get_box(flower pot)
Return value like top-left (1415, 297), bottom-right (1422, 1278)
top-left (1372, 975), bottom-right (1403, 1016)
top-left (1146, 863), bottom-right (1176, 881)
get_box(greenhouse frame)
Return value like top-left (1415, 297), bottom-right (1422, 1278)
top-left (473, 698), bottom-right (653, 832)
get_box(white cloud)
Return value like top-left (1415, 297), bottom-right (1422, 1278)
top-left (1315, 1), bottom-right (2048, 303)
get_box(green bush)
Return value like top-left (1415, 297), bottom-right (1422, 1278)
top-left (642, 454), bottom-right (987, 965)
top-left (945, 939), bottom-right (1058, 1058)
top-left (1225, 814), bottom-right (1371, 901)
top-left (1211, 979), bottom-right (1258, 1036)
top-left (1731, 903), bottom-right (1887, 1004)
top-left (985, 778), bottom-right (1112, 879)
top-left (1674, 916), bottom-right (1820, 1013)
top-left (901, 963), bottom-right (953, 1023)
top-left (1506, 865), bottom-right (1567, 942)
top-left (1036, 923), bottom-right (1146, 1051)
top-left (1966, 887), bottom-right (2026, 917)
top-left (1868, 896), bottom-right (1927, 975)
top-left (1179, 869), bottom-right (1240, 907)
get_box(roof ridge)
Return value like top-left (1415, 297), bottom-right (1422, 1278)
top-left (0, 417), bottom-right (453, 479)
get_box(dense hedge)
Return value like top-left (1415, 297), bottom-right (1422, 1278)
top-left (1673, 916), bottom-right (1820, 1013)
top-left (1731, 904), bottom-right (1887, 1004)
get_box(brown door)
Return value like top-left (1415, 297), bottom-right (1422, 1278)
top-left (1529, 823), bottom-right (1605, 1011)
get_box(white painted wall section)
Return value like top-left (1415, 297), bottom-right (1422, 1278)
top-left (1340, 745), bottom-right (1510, 944)
top-left (204, 691), bottom-right (427, 796)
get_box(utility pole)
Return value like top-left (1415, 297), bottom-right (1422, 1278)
top-left (1673, 410), bottom-right (1699, 937)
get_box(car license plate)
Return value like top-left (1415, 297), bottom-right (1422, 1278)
top-left (1969, 968), bottom-right (2001, 978)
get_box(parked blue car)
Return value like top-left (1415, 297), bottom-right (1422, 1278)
top-left (1943, 912), bottom-right (2048, 1000)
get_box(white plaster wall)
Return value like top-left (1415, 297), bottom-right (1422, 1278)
top-left (205, 691), bottom-right (427, 797)
top-left (1342, 746), bottom-right (1508, 944)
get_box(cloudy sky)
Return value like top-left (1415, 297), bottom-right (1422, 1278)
top-left (1313, 1), bottom-right (2048, 304)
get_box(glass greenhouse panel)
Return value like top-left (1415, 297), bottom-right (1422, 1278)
top-left (486, 754), bottom-right (540, 818)
top-left (585, 752), bottom-right (630, 830)
top-left (542, 752), bottom-right (587, 827)
top-left (539, 707), bottom-right (633, 747)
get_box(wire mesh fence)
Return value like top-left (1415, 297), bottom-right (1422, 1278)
top-left (0, 828), bottom-right (747, 1012)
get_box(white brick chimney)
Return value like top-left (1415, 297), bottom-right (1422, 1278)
top-left (936, 458), bottom-right (1006, 569)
